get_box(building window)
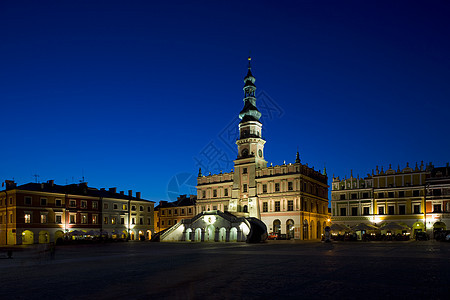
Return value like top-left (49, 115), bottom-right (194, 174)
top-left (263, 184), bottom-right (267, 193)
top-left (122, 204), bottom-right (127, 210)
top-left (340, 194), bottom-right (345, 200)
top-left (413, 190), bottom-right (420, 197)
top-left (213, 206), bottom-right (217, 210)
top-left (104, 203), bottom-right (108, 209)
top-left (174, 220), bottom-right (177, 224)
top-left (168, 220), bottom-right (171, 226)
top-left (104, 217), bottom-right (108, 224)
top-left (10, 214), bottom-right (13, 223)
top-left (243, 184), bottom-right (247, 193)
top-left (388, 192), bottom-right (394, 198)
top-left (140, 218), bottom-right (143, 225)
top-left (275, 201), bottom-right (280, 212)
top-left (161, 210), bottom-right (165, 216)
top-left (55, 215), bottom-right (62, 224)
top-left (25, 213), bottom-right (31, 223)
top-left (181, 208), bottom-right (185, 215)
top-left (41, 198), bottom-right (47, 206)
top-left (81, 201), bottom-right (87, 208)
top-left (413, 204), bottom-right (421, 214)
top-left (140, 206), bottom-right (144, 211)
top-left (363, 207), bottom-right (370, 215)
top-left (378, 193), bottom-right (384, 199)
top-left (174, 209), bottom-right (178, 215)
top-left (132, 217), bottom-right (135, 225)
top-left (188, 208), bottom-right (192, 214)
top-left (275, 183), bottom-right (280, 192)
top-left (399, 205), bottom-right (406, 215)
top-left (93, 201), bottom-right (98, 209)
top-left (25, 197), bottom-right (32, 205)
top-left (113, 203), bottom-right (118, 210)
top-left (287, 200), bottom-right (293, 211)
top-left (351, 207), bottom-right (357, 216)
top-left (55, 199), bottom-right (62, 207)
top-left (243, 168), bottom-right (248, 174)
top-left (288, 182), bottom-right (293, 191)
top-left (131, 205), bottom-right (136, 211)
top-left (69, 200), bottom-right (76, 207)
top-left (70, 214), bottom-right (76, 224)
top-left (81, 214), bottom-right (88, 224)
top-left (168, 210), bottom-right (172, 215)
top-left (224, 205), bottom-right (228, 211)
top-left (202, 191), bottom-right (206, 198)
top-left (148, 218), bottom-right (151, 225)
top-left (351, 193), bottom-right (357, 200)
top-left (121, 217), bottom-right (125, 225)
top-left (40, 213), bottom-right (47, 223)
top-left (398, 191), bottom-right (405, 198)
top-left (388, 206), bottom-right (395, 215)
top-left (92, 215), bottom-right (98, 224)
top-left (378, 206), bottom-right (385, 215)
top-left (213, 190), bottom-right (217, 197)
top-left (433, 204), bottom-right (442, 213)
top-left (224, 189), bottom-right (228, 196)
top-left (362, 192), bottom-right (369, 199)
top-left (161, 220), bottom-right (165, 226)
top-left (340, 207), bottom-right (346, 216)
top-left (147, 206), bottom-right (151, 212)
top-left (9, 197), bottom-right (13, 205)
top-left (263, 202), bottom-right (268, 212)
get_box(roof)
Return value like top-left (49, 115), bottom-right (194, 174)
top-left (155, 195), bottom-right (197, 210)
top-left (2, 181), bottom-right (154, 203)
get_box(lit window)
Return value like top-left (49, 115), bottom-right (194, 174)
top-left (111, 217), bottom-right (116, 225)
top-left (81, 214), bottom-right (88, 224)
top-left (93, 201), bottom-right (98, 209)
top-left (123, 204), bottom-right (127, 210)
top-left (25, 213), bottom-right (31, 223)
top-left (40, 214), bottom-right (47, 224)
top-left (70, 214), bottom-right (76, 224)
top-left (263, 202), bottom-right (268, 212)
top-left (104, 217), bottom-right (108, 224)
top-left (56, 215), bottom-right (62, 224)
top-left (275, 201), bottom-right (280, 212)
top-left (92, 215), bottom-right (98, 224)
top-left (81, 201), bottom-right (87, 208)
top-left (287, 200), bottom-right (293, 211)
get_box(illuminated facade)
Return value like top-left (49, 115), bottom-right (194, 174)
top-left (331, 162), bottom-right (450, 237)
top-left (196, 58), bottom-right (330, 240)
top-left (0, 180), bottom-right (154, 245)
top-left (154, 194), bottom-right (196, 233)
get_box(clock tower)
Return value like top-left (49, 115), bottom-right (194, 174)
top-left (229, 57), bottom-right (267, 218)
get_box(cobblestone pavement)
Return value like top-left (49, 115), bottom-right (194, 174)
top-left (1, 240), bottom-right (449, 299)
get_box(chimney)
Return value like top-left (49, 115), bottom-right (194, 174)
top-left (100, 188), bottom-right (105, 191)
top-left (47, 180), bottom-right (55, 187)
top-left (136, 192), bottom-right (141, 199)
top-left (109, 187), bottom-right (117, 193)
top-left (128, 190), bottom-right (132, 197)
top-left (4, 180), bottom-right (16, 190)
top-left (120, 191), bottom-right (124, 195)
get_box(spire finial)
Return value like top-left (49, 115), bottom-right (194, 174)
top-left (295, 151), bottom-right (300, 164)
top-left (248, 56), bottom-right (252, 69)
top-left (198, 168), bottom-right (202, 177)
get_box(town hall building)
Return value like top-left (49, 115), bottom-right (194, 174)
top-left (195, 58), bottom-right (330, 240)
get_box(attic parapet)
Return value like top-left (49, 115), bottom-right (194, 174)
top-left (255, 162), bottom-right (327, 183)
top-left (197, 171), bottom-right (234, 185)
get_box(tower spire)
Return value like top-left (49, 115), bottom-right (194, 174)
top-left (239, 57), bottom-right (261, 122)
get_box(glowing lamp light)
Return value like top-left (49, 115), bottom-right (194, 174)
top-left (204, 215), bottom-right (216, 224)
top-left (327, 219), bottom-right (331, 222)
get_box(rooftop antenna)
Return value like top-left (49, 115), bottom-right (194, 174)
top-left (33, 174), bottom-right (40, 183)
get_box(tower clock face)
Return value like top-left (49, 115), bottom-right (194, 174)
top-left (258, 149), bottom-right (263, 157)
top-left (241, 149), bottom-right (249, 157)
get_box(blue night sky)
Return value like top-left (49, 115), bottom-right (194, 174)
top-left (1, 1), bottom-right (449, 203)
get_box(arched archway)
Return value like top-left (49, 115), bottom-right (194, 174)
top-left (22, 230), bottom-right (34, 245)
top-left (185, 228), bottom-right (192, 241)
top-left (39, 231), bottom-right (49, 244)
top-left (139, 230), bottom-right (145, 241)
top-left (219, 227), bottom-right (227, 242)
top-left (286, 219), bottom-right (294, 239)
top-left (412, 222), bottom-right (425, 239)
top-left (195, 228), bottom-right (202, 242)
top-left (317, 221), bottom-right (321, 239)
top-left (130, 231), bottom-right (135, 241)
top-left (243, 205), bottom-right (248, 213)
top-left (433, 221), bottom-right (446, 239)
top-left (303, 219), bottom-right (308, 240)
top-left (206, 225), bottom-right (215, 242)
top-left (55, 230), bottom-right (64, 244)
top-left (146, 230), bottom-right (152, 240)
top-left (230, 227), bottom-right (238, 242)
top-left (273, 219), bottom-right (281, 236)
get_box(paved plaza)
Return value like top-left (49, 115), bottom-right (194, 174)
top-left (1, 240), bottom-right (449, 299)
